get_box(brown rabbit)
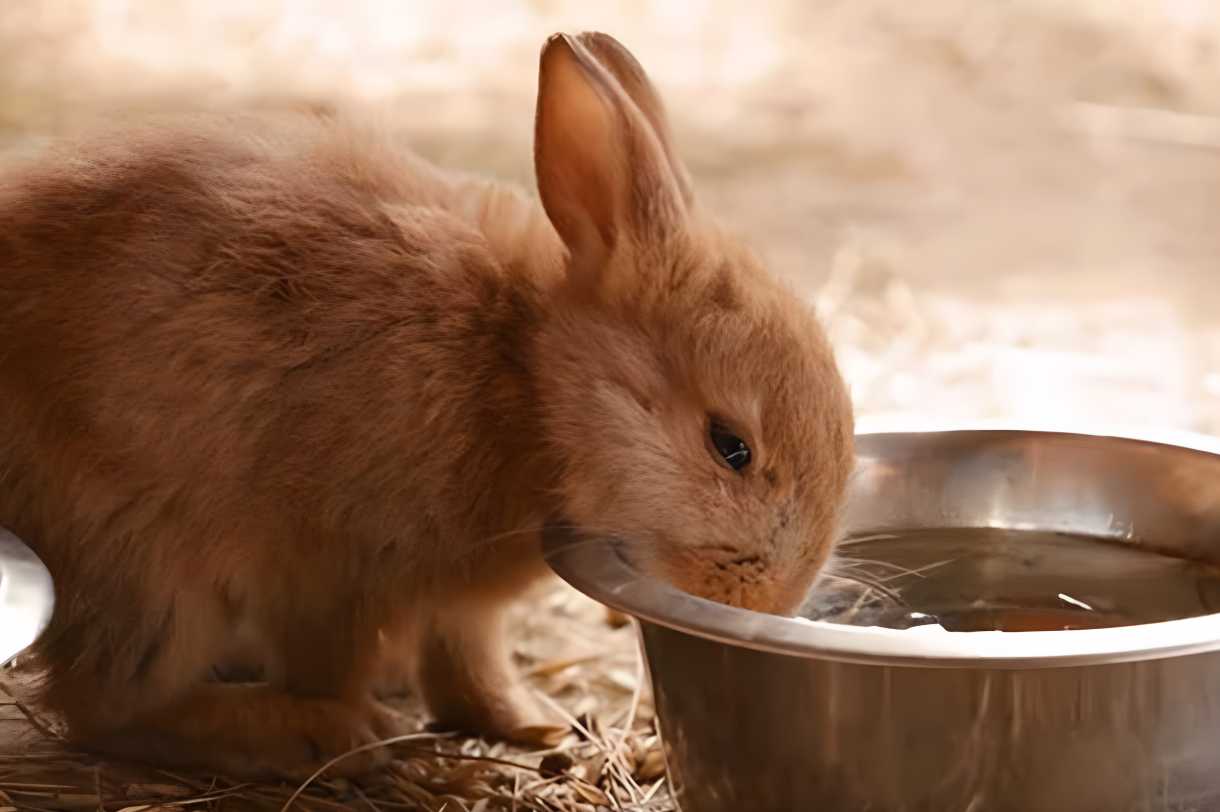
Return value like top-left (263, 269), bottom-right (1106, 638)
top-left (0, 32), bottom-right (853, 777)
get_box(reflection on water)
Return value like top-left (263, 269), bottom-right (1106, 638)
top-left (806, 527), bottom-right (1220, 632)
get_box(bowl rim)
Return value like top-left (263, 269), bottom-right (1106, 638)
top-left (544, 425), bottom-right (1220, 669)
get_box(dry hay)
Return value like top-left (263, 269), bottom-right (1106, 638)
top-left (0, 586), bottom-right (672, 812)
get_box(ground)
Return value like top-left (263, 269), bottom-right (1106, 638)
top-left (1, 1), bottom-right (1219, 809)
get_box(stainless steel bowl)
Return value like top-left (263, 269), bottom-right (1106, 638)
top-left (0, 527), bottom-right (54, 666)
top-left (545, 429), bottom-right (1220, 812)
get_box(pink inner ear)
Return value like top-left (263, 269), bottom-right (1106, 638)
top-left (535, 36), bottom-right (623, 266)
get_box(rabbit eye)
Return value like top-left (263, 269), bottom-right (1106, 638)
top-left (709, 420), bottom-right (751, 472)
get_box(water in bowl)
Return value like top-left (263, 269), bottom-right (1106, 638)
top-left (803, 527), bottom-right (1220, 632)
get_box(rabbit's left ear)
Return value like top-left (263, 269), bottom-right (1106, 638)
top-left (534, 32), bottom-right (692, 276)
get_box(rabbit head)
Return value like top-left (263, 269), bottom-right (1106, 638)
top-left (532, 33), bottom-right (854, 615)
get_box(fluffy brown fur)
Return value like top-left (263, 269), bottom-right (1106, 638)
top-left (0, 33), bottom-right (853, 777)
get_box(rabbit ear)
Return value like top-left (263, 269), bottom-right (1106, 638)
top-left (572, 32), bottom-right (693, 208)
top-left (535, 33), bottom-right (691, 275)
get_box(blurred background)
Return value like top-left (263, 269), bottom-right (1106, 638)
top-left (3, 0), bottom-right (1220, 436)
